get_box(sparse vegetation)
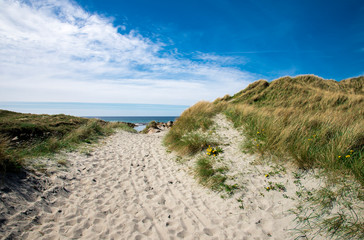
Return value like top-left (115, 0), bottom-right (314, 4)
top-left (195, 156), bottom-right (227, 191)
top-left (0, 110), bottom-right (136, 174)
top-left (290, 181), bottom-right (364, 239)
top-left (194, 156), bottom-right (238, 195)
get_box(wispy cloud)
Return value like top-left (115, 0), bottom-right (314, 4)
top-left (0, 0), bottom-right (256, 105)
top-left (193, 52), bottom-right (247, 66)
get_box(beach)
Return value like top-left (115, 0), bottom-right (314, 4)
top-left (1, 115), bottom-right (359, 239)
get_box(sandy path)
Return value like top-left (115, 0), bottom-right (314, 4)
top-left (2, 115), bottom-right (360, 239)
top-left (15, 131), bottom-right (254, 240)
top-left (2, 116), bottom-right (330, 240)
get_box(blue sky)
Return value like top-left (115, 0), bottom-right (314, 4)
top-left (76, 0), bottom-right (364, 79)
top-left (0, 0), bottom-right (363, 116)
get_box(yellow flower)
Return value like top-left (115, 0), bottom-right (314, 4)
top-left (266, 187), bottom-right (270, 190)
top-left (338, 156), bottom-right (341, 158)
top-left (257, 132), bottom-right (260, 134)
top-left (257, 144), bottom-right (259, 147)
top-left (213, 154), bottom-right (216, 156)
top-left (313, 134), bottom-right (316, 137)
top-left (308, 139), bottom-right (312, 141)
top-left (265, 174), bottom-right (269, 178)
top-left (350, 150), bottom-right (353, 153)
top-left (346, 155), bottom-right (350, 158)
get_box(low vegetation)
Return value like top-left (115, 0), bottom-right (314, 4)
top-left (164, 74), bottom-right (364, 239)
top-left (166, 75), bottom-right (363, 185)
top-left (221, 75), bottom-right (364, 186)
top-left (0, 110), bottom-right (136, 174)
top-left (195, 156), bottom-right (227, 190)
top-left (164, 101), bottom-right (224, 155)
top-left (194, 155), bottom-right (239, 196)
top-left (141, 121), bottom-right (158, 134)
top-left (291, 174), bottom-right (364, 239)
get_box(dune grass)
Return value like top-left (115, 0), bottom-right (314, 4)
top-left (195, 157), bottom-right (227, 190)
top-left (164, 101), bottom-right (224, 155)
top-left (0, 110), bottom-right (136, 174)
top-left (223, 82), bottom-right (364, 185)
top-left (165, 75), bottom-right (363, 239)
top-left (165, 75), bottom-right (364, 185)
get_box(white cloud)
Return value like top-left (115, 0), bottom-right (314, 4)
top-left (0, 0), bottom-right (256, 105)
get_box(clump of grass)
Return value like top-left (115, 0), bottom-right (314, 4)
top-left (141, 121), bottom-right (158, 134)
top-left (164, 101), bottom-right (224, 155)
top-left (195, 157), bottom-right (227, 191)
top-left (108, 122), bottom-right (137, 133)
top-left (0, 136), bottom-right (23, 173)
top-left (57, 159), bottom-right (67, 166)
top-left (194, 155), bottom-right (239, 195)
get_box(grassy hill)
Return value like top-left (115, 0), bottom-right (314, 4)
top-left (0, 110), bottom-right (136, 173)
top-left (165, 75), bottom-right (364, 185)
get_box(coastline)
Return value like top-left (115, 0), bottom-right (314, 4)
top-left (84, 116), bottom-right (178, 132)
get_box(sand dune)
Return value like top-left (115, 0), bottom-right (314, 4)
top-left (1, 116), bottom-right (330, 239)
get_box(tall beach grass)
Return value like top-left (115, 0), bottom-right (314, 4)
top-left (166, 75), bottom-right (364, 185)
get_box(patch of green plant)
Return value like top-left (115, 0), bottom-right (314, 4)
top-left (265, 181), bottom-right (286, 192)
top-left (237, 198), bottom-right (244, 209)
top-left (0, 137), bottom-right (23, 174)
top-left (164, 101), bottom-right (225, 155)
top-left (290, 182), bottom-right (364, 239)
top-left (224, 183), bottom-right (239, 196)
top-left (206, 145), bottom-right (223, 156)
top-left (141, 121), bottom-right (158, 134)
top-left (166, 132), bottom-right (217, 156)
top-left (195, 157), bottom-right (227, 191)
top-left (175, 156), bottom-right (187, 164)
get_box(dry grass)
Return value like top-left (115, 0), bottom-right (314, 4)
top-left (165, 75), bottom-right (363, 239)
top-left (165, 75), bottom-right (363, 183)
top-left (0, 136), bottom-right (23, 174)
top-left (220, 75), bottom-right (364, 185)
top-left (164, 101), bottom-right (224, 155)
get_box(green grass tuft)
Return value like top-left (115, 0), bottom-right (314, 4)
top-left (195, 157), bottom-right (227, 191)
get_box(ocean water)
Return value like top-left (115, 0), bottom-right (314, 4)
top-left (85, 116), bottom-right (179, 132)
top-left (85, 116), bottom-right (178, 124)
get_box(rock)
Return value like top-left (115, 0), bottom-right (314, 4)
top-left (143, 120), bottom-right (174, 134)
top-left (147, 128), bottom-right (161, 134)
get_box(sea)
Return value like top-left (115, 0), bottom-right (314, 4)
top-left (85, 116), bottom-right (178, 132)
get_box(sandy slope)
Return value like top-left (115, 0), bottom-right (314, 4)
top-left (1, 115), bottom-right (331, 240)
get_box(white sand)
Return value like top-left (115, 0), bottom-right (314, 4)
top-left (2, 115), bottom-right (336, 239)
